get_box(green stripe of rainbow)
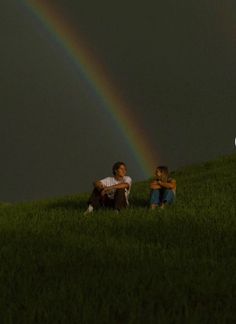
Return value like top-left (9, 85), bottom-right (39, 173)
top-left (23, 0), bottom-right (158, 177)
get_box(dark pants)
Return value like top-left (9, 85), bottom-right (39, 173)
top-left (88, 188), bottom-right (128, 210)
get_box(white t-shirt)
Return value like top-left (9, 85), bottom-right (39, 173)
top-left (100, 176), bottom-right (132, 202)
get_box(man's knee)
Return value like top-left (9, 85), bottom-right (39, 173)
top-left (115, 188), bottom-right (126, 196)
top-left (114, 189), bottom-right (127, 209)
top-left (88, 188), bottom-right (104, 209)
top-left (114, 188), bottom-right (126, 201)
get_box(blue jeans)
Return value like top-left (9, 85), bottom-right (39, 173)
top-left (150, 189), bottom-right (175, 206)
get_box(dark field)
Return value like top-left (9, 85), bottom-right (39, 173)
top-left (0, 154), bottom-right (235, 323)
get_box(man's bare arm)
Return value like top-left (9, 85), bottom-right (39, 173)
top-left (103, 182), bottom-right (129, 193)
top-left (93, 181), bottom-right (105, 190)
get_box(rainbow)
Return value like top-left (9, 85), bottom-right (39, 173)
top-left (21, 0), bottom-right (159, 177)
top-left (216, 2), bottom-right (236, 44)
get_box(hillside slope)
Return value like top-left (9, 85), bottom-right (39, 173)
top-left (0, 154), bottom-right (235, 323)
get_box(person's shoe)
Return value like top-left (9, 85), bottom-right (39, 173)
top-left (150, 204), bottom-right (158, 210)
top-left (160, 203), bottom-right (168, 209)
top-left (84, 204), bottom-right (94, 215)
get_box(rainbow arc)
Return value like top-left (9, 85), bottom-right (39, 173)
top-left (23, 0), bottom-right (159, 177)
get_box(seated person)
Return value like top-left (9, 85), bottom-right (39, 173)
top-left (150, 166), bottom-right (176, 210)
top-left (84, 161), bottom-right (132, 214)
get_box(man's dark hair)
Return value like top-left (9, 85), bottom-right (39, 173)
top-left (112, 161), bottom-right (126, 176)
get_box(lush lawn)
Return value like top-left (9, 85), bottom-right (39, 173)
top-left (0, 154), bottom-right (235, 323)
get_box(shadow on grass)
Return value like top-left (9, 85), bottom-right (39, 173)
top-left (48, 199), bottom-right (148, 211)
top-left (45, 193), bottom-right (149, 211)
top-left (129, 196), bottom-right (148, 208)
top-left (46, 199), bottom-right (88, 212)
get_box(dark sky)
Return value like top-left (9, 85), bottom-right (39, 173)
top-left (0, 0), bottom-right (235, 202)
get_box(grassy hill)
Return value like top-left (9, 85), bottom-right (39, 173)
top-left (0, 154), bottom-right (235, 323)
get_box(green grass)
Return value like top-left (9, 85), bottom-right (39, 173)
top-left (0, 154), bottom-right (235, 323)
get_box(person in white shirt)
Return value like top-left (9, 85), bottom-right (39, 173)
top-left (84, 162), bottom-right (132, 214)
